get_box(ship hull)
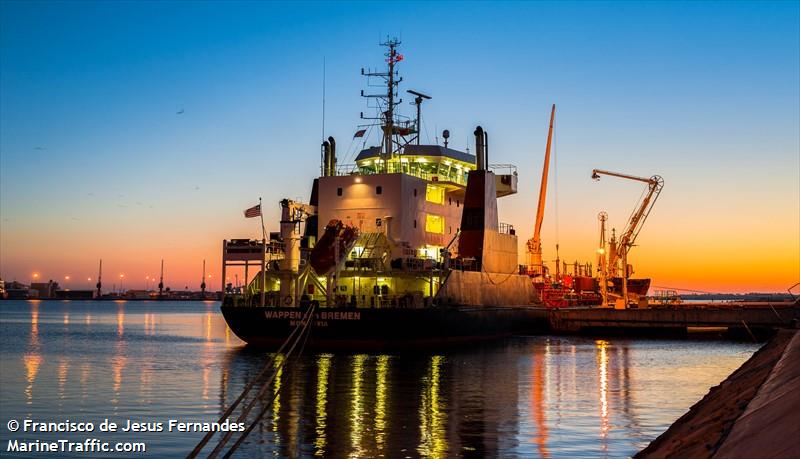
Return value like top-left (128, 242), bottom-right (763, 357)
top-left (221, 305), bottom-right (549, 350)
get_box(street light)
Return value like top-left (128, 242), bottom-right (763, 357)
top-left (119, 274), bottom-right (125, 294)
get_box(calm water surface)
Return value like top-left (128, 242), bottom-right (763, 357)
top-left (0, 300), bottom-right (758, 458)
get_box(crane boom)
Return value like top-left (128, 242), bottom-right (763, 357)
top-left (527, 104), bottom-right (556, 276)
top-left (591, 169), bottom-right (664, 276)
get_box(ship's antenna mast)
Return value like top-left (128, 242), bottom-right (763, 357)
top-left (321, 56), bottom-right (326, 177)
top-left (384, 38), bottom-right (397, 158)
top-left (361, 37), bottom-right (404, 168)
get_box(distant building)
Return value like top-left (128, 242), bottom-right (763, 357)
top-left (30, 281), bottom-right (59, 299)
top-left (4, 280), bottom-right (29, 300)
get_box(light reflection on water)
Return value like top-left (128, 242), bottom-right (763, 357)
top-left (0, 300), bottom-right (758, 458)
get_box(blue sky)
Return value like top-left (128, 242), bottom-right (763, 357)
top-left (1, 1), bottom-right (798, 291)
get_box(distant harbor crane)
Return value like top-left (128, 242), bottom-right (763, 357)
top-left (591, 169), bottom-right (664, 305)
top-left (527, 104), bottom-right (556, 278)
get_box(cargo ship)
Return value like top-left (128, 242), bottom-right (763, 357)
top-left (220, 39), bottom-right (548, 349)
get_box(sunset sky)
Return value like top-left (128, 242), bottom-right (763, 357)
top-left (1, 1), bottom-right (798, 293)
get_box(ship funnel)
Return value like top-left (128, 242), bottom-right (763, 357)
top-left (328, 136), bottom-right (337, 177)
top-left (322, 141), bottom-right (331, 176)
top-left (474, 126), bottom-right (485, 170)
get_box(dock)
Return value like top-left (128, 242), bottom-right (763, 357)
top-left (548, 303), bottom-right (800, 335)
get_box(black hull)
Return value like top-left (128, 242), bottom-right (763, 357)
top-left (221, 305), bottom-right (549, 350)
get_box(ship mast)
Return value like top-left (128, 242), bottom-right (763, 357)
top-left (361, 37), bottom-right (404, 167)
top-left (384, 39), bottom-right (396, 157)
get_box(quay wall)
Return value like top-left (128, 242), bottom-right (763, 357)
top-left (636, 329), bottom-right (800, 458)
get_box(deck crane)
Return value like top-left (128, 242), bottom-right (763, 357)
top-left (527, 104), bottom-right (556, 278)
top-left (591, 169), bottom-right (663, 305)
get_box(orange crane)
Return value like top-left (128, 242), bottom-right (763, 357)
top-left (591, 169), bottom-right (663, 304)
top-left (527, 104), bottom-right (556, 278)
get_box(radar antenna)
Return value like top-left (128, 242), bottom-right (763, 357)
top-left (407, 89), bottom-right (431, 145)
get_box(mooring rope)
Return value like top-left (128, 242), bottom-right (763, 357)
top-left (187, 304), bottom-right (316, 459)
top-left (209, 306), bottom-right (315, 459)
top-left (221, 312), bottom-right (315, 459)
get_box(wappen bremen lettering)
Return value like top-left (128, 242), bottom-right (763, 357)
top-left (264, 310), bottom-right (361, 321)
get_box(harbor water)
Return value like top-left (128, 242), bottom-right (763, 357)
top-left (0, 300), bottom-right (758, 458)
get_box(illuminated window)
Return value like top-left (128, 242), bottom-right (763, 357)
top-left (419, 245), bottom-right (442, 260)
top-left (425, 214), bottom-right (444, 234)
top-left (425, 184), bottom-right (445, 204)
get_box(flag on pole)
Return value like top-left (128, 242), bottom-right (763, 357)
top-left (243, 204), bottom-right (261, 218)
top-left (353, 129), bottom-right (367, 138)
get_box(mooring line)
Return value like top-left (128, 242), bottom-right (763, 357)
top-left (208, 305), bottom-right (315, 459)
top-left (187, 304), bottom-right (316, 459)
top-left (221, 312), bottom-right (315, 459)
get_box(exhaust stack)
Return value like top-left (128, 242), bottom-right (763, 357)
top-left (483, 130), bottom-right (489, 169)
top-left (328, 136), bottom-right (337, 176)
top-left (322, 141), bottom-right (331, 176)
top-left (474, 126), bottom-right (485, 170)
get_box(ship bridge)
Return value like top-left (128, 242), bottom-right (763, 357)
top-left (343, 144), bottom-right (517, 197)
top-left (354, 145), bottom-right (475, 188)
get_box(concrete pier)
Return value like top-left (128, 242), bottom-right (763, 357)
top-left (549, 306), bottom-right (800, 334)
top-left (636, 329), bottom-right (800, 458)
